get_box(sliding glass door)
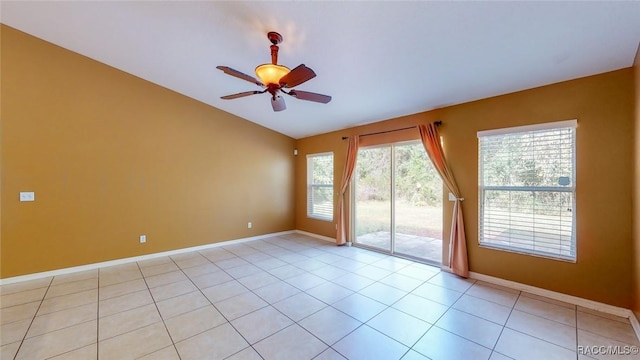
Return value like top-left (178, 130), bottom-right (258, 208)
top-left (353, 146), bottom-right (392, 252)
top-left (353, 141), bottom-right (443, 263)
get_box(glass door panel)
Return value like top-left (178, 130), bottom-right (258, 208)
top-left (354, 146), bottom-right (391, 251)
top-left (393, 143), bottom-right (443, 263)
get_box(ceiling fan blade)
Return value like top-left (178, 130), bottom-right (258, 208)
top-left (288, 90), bottom-right (332, 104)
top-left (220, 90), bottom-right (263, 100)
top-left (217, 66), bottom-right (263, 87)
top-left (279, 64), bottom-right (316, 88)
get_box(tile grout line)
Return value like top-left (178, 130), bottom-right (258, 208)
top-left (330, 270), bottom-right (432, 359)
top-left (172, 243), bottom-right (285, 357)
top-left (173, 251), bottom-right (251, 356)
top-left (96, 270), bottom-right (100, 360)
top-left (486, 290), bottom-right (521, 360)
top-left (11, 277), bottom-right (54, 360)
top-left (500, 291), bottom-right (583, 355)
top-left (575, 305), bottom-right (580, 360)
top-left (423, 277), bottom-right (508, 359)
top-left (219, 237), bottom-right (346, 358)
top-left (510, 296), bottom-right (579, 328)
top-left (245, 238), bottom-right (383, 358)
top-left (243, 236), bottom-right (333, 358)
top-left (577, 326), bottom-right (640, 347)
top-left (134, 261), bottom-right (183, 360)
top-left (236, 240), bottom-right (337, 358)
top-left (289, 245), bottom-right (376, 359)
top-left (335, 265), bottom-right (438, 360)
top-left (186, 248), bottom-right (267, 358)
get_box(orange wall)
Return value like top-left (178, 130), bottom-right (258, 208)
top-left (633, 43), bottom-right (640, 319)
top-left (0, 25), bottom-right (296, 278)
top-left (296, 69), bottom-right (635, 308)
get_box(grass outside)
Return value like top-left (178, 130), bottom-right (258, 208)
top-left (355, 200), bottom-right (442, 239)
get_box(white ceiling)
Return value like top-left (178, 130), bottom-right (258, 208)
top-left (2, 1), bottom-right (639, 139)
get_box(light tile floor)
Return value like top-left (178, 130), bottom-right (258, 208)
top-left (1, 233), bottom-right (638, 360)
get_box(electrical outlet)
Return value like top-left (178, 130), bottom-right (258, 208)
top-left (140, 235), bottom-right (146, 243)
top-left (247, 222), bottom-right (252, 229)
top-left (20, 192), bottom-right (35, 202)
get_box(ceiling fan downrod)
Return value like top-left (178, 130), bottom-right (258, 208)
top-left (267, 31), bottom-right (283, 65)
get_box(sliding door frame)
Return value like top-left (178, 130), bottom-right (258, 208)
top-left (351, 140), bottom-right (443, 265)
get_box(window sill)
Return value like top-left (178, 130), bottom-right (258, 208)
top-left (478, 243), bottom-right (576, 263)
top-left (307, 215), bottom-right (333, 222)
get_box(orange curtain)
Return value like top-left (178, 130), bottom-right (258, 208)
top-left (419, 123), bottom-right (469, 277)
top-left (336, 136), bottom-right (359, 245)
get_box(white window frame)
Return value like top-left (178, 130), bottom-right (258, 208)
top-left (478, 120), bottom-right (577, 261)
top-left (307, 152), bottom-right (334, 221)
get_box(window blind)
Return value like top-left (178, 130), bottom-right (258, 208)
top-left (478, 120), bottom-right (576, 260)
top-left (307, 153), bottom-right (334, 221)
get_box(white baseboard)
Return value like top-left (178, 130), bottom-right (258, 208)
top-left (294, 230), bottom-right (336, 244)
top-left (469, 271), bottom-right (632, 319)
top-left (0, 230), bottom-right (295, 286)
top-left (631, 311), bottom-right (640, 344)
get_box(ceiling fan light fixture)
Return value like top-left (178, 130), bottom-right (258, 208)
top-left (255, 64), bottom-right (290, 86)
top-left (271, 94), bottom-right (286, 112)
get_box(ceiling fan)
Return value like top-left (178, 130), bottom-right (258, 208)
top-left (217, 31), bottom-right (332, 112)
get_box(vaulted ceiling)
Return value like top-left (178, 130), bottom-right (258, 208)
top-left (2, 1), bottom-right (639, 139)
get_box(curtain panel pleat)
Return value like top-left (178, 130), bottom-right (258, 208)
top-left (418, 123), bottom-right (469, 277)
top-left (336, 136), bottom-right (359, 245)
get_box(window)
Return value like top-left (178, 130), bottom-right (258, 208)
top-left (478, 120), bottom-right (576, 260)
top-left (307, 152), bottom-right (334, 221)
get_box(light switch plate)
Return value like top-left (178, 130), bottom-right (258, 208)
top-left (20, 192), bottom-right (35, 202)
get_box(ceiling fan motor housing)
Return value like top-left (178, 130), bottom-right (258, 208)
top-left (266, 31), bottom-right (283, 45)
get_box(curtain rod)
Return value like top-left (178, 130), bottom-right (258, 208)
top-left (341, 121), bottom-right (441, 140)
